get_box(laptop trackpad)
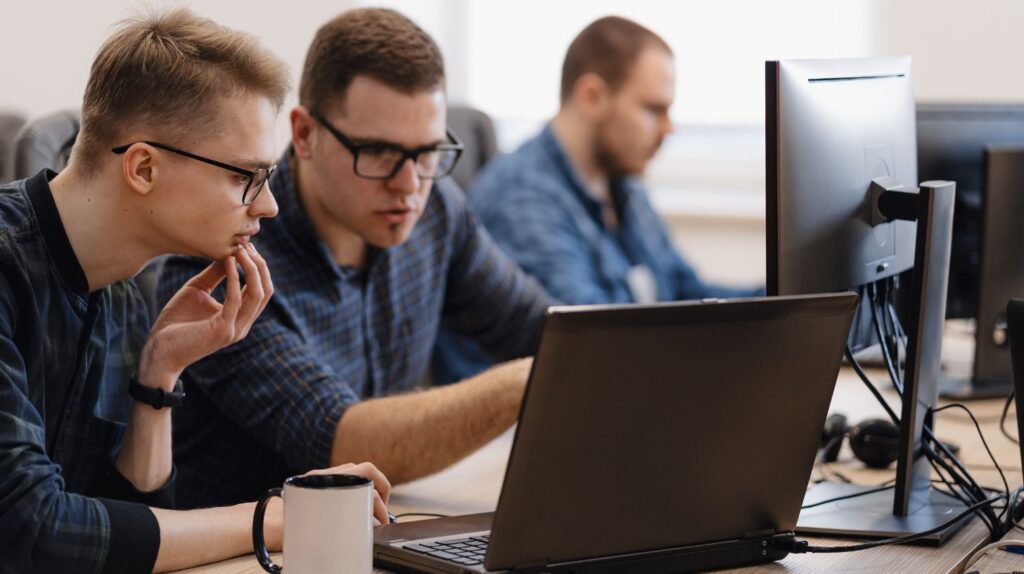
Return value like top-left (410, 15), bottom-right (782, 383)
top-left (374, 512), bottom-right (494, 544)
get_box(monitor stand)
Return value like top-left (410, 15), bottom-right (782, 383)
top-left (939, 372), bottom-right (1011, 400)
top-left (799, 181), bottom-right (975, 545)
top-left (798, 481), bottom-right (969, 545)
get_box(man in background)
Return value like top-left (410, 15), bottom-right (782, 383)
top-left (435, 16), bottom-right (762, 382)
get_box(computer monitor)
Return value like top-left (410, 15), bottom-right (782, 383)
top-left (917, 105), bottom-right (1024, 399)
top-left (767, 56), bottom-right (968, 543)
top-left (917, 104), bottom-right (1024, 319)
top-left (970, 147), bottom-right (1024, 393)
top-left (766, 58), bottom-right (917, 352)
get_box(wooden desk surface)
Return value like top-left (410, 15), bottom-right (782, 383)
top-left (179, 325), bottom-right (1023, 574)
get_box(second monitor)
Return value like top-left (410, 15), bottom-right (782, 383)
top-left (767, 56), bottom-right (969, 543)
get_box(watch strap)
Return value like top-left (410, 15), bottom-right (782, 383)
top-left (128, 375), bottom-right (185, 409)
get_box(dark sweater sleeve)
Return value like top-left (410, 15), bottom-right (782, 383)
top-left (97, 498), bottom-right (161, 574)
top-left (0, 279), bottom-right (160, 573)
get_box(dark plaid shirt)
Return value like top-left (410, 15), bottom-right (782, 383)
top-left (0, 170), bottom-right (170, 573)
top-left (158, 152), bottom-right (551, 508)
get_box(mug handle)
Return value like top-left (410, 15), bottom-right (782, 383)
top-left (253, 487), bottom-right (283, 573)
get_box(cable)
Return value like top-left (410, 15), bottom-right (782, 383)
top-left (780, 493), bottom-right (1005, 554)
top-left (800, 485), bottom-right (893, 510)
top-left (1002, 390), bottom-right (1019, 445)
top-left (869, 285), bottom-right (1004, 538)
top-left (392, 512), bottom-right (451, 522)
top-left (930, 403), bottom-right (1010, 506)
top-left (844, 346), bottom-right (900, 425)
top-left (870, 282), bottom-right (903, 395)
top-left (839, 343), bottom-right (999, 532)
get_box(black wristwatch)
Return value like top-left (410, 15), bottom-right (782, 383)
top-left (128, 375), bottom-right (185, 409)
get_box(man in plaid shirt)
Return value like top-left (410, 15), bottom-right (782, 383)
top-left (158, 8), bottom-right (553, 509)
top-left (0, 8), bottom-right (388, 573)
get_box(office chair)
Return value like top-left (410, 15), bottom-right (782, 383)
top-left (13, 109), bottom-right (165, 320)
top-left (447, 104), bottom-right (499, 192)
top-left (13, 109), bottom-right (80, 179)
top-left (0, 112), bottom-right (27, 184)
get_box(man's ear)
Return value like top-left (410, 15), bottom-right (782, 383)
top-left (291, 106), bottom-right (317, 159)
top-left (121, 143), bottom-right (157, 197)
top-left (574, 73), bottom-right (612, 122)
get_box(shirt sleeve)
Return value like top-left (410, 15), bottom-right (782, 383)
top-left (157, 257), bottom-right (358, 473)
top-left (438, 180), bottom-right (553, 360)
top-left (0, 280), bottom-right (160, 574)
top-left (655, 219), bottom-right (766, 300)
top-left (628, 188), bottom-right (765, 300)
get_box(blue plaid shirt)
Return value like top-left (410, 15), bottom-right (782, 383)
top-left (158, 151), bottom-right (551, 508)
top-left (0, 171), bottom-right (168, 574)
top-left (433, 125), bottom-right (764, 382)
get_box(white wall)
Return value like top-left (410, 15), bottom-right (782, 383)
top-left (878, 0), bottom-right (1024, 104)
top-left (2, 1), bottom-right (1022, 286)
top-left (0, 0), bottom-right (359, 150)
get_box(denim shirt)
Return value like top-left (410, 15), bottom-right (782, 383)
top-left (157, 151), bottom-right (550, 509)
top-left (0, 171), bottom-right (165, 574)
top-left (470, 124), bottom-right (763, 305)
top-left (433, 125), bottom-right (764, 383)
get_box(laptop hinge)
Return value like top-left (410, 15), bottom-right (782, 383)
top-left (743, 529), bottom-right (776, 539)
top-left (512, 558), bottom-right (549, 572)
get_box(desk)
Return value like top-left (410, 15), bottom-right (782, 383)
top-left (180, 327), bottom-right (1024, 574)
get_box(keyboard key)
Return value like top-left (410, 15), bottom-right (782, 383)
top-left (455, 557), bottom-right (482, 565)
top-left (428, 551), bottom-right (461, 561)
top-left (403, 544), bottom-right (436, 554)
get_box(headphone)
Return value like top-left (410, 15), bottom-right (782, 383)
top-left (819, 413), bottom-right (901, 469)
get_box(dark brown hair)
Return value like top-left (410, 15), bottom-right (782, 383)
top-left (75, 7), bottom-right (290, 171)
top-left (560, 16), bottom-right (672, 104)
top-left (299, 8), bottom-right (445, 114)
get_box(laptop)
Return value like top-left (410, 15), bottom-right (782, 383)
top-left (375, 293), bottom-right (858, 573)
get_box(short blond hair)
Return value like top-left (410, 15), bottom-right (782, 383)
top-left (75, 7), bottom-right (290, 170)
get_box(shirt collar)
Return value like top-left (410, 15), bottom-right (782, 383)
top-left (271, 148), bottom-right (382, 279)
top-left (538, 123), bottom-right (643, 226)
top-left (24, 169), bottom-right (91, 296)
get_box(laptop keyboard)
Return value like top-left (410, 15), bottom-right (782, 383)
top-left (401, 534), bottom-right (490, 566)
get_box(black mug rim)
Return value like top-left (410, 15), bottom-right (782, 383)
top-left (284, 473), bottom-right (371, 490)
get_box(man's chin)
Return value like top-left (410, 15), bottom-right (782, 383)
top-left (366, 227), bottom-right (414, 249)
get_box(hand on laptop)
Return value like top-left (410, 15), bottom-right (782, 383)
top-left (308, 462), bottom-right (392, 524)
top-left (139, 244), bottom-right (274, 390)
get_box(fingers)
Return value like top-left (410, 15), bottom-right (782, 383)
top-left (218, 254), bottom-right (242, 331)
top-left (232, 244), bottom-right (264, 335)
top-left (184, 258), bottom-right (228, 293)
top-left (357, 462), bottom-right (392, 504)
top-left (305, 462), bottom-right (392, 523)
top-left (248, 243), bottom-right (275, 316)
top-left (372, 489), bottom-right (389, 525)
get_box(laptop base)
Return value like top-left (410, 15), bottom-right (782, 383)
top-left (797, 482), bottom-right (971, 545)
top-left (376, 514), bottom-right (793, 573)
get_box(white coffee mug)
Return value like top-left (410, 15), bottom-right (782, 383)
top-left (253, 474), bottom-right (373, 573)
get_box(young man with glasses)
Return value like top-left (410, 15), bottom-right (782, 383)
top-left (157, 8), bottom-right (552, 508)
top-left (0, 9), bottom-right (389, 573)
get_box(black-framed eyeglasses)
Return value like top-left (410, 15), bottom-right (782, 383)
top-left (111, 141), bottom-right (275, 206)
top-left (309, 109), bottom-right (464, 180)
